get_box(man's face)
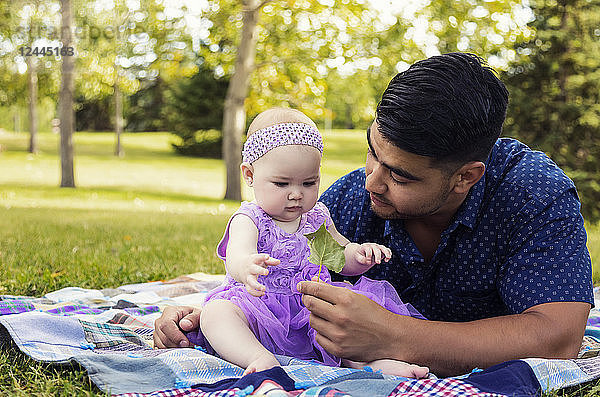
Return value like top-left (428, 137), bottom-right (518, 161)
top-left (365, 121), bottom-right (455, 220)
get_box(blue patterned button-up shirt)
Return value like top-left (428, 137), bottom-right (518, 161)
top-left (320, 138), bottom-right (594, 322)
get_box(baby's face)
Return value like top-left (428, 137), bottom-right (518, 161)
top-left (251, 145), bottom-right (321, 223)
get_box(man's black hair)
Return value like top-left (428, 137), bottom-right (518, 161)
top-left (376, 52), bottom-right (509, 170)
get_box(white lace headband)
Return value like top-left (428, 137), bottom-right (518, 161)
top-left (242, 122), bottom-right (323, 164)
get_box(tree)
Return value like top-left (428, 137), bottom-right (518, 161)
top-left (200, 0), bottom-right (378, 200)
top-left (75, 0), bottom-right (196, 154)
top-left (27, 56), bottom-right (38, 153)
top-left (166, 66), bottom-right (229, 156)
top-left (222, 0), bottom-right (263, 201)
top-left (0, 1), bottom-right (61, 152)
top-left (125, 77), bottom-right (166, 132)
top-left (504, 0), bottom-right (600, 220)
top-left (59, 0), bottom-right (75, 188)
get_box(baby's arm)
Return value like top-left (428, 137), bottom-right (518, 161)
top-left (327, 222), bottom-right (391, 276)
top-left (225, 215), bottom-right (280, 296)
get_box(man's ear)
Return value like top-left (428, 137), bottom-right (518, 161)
top-left (240, 162), bottom-right (254, 186)
top-left (452, 161), bottom-right (485, 194)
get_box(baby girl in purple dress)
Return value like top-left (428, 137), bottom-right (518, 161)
top-left (187, 107), bottom-right (428, 377)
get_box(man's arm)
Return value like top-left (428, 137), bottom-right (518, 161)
top-left (298, 280), bottom-right (590, 376)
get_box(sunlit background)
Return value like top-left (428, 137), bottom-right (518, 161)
top-left (0, 0), bottom-right (599, 279)
top-left (0, 1), bottom-right (599, 393)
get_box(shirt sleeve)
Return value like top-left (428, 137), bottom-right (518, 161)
top-left (499, 189), bottom-right (594, 313)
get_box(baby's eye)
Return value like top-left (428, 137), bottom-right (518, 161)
top-left (303, 181), bottom-right (317, 187)
top-left (273, 182), bottom-right (288, 187)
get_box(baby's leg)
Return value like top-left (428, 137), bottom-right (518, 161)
top-left (343, 358), bottom-right (429, 379)
top-left (200, 299), bottom-right (279, 375)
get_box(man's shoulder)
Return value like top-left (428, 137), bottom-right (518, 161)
top-left (487, 138), bottom-right (576, 205)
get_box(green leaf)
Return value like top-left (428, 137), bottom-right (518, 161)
top-left (304, 222), bottom-right (345, 274)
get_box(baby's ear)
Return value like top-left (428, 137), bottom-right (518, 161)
top-left (240, 162), bottom-right (254, 186)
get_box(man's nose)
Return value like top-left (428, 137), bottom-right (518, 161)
top-left (365, 162), bottom-right (387, 195)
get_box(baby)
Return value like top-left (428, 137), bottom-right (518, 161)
top-left (186, 107), bottom-right (429, 378)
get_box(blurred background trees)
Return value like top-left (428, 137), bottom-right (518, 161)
top-left (0, 0), bottom-right (598, 218)
top-left (504, 0), bottom-right (600, 220)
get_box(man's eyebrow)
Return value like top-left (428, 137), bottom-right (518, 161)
top-left (366, 125), bottom-right (421, 181)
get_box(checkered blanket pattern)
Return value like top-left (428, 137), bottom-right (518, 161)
top-left (1, 275), bottom-right (600, 396)
top-left (390, 378), bottom-right (504, 396)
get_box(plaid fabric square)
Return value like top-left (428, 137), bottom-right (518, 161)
top-left (575, 356), bottom-right (600, 378)
top-left (390, 378), bottom-right (504, 396)
top-left (298, 386), bottom-right (350, 396)
top-left (80, 319), bottom-right (152, 349)
top-left (284, 364), bottom-right (356, 389)
top-left (159, 349), bottom-right (244, 386)
top-left (523, 358), bottom-right (592, 392)
top-left (0, 299), bottom-right (35, 315)
top-left (47, 305), bottom-right (104, 315)
top-left (108, 313), bottom-right (155, 339)
top-left (124, 306), bottom-right (160, 316)
top-left (107, 311), bottom-right (158, 328)
top-left (116, 387), bottom-right (239, 397)
top-left (587, 309), bottom-right (600, 327)
top-left (579, 336), bottom-right (600, 358)
top-left (20, 341), bottom-right (86, 362)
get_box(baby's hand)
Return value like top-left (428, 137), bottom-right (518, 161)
top-left (243, 253), bottom-right (280, 297)
top-left (353, 242), bottom-right (392, 268)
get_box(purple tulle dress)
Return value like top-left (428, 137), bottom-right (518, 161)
top-left (186, 201), bottom-right (425, 366)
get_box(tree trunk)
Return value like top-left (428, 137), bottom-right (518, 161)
top-left (27, 56), bottom-right (38, 154)
top-left (114, 77), bottom-right (124, 157)
top-left (222, 0), bottom-right (262, 201)
top-left (13, 108), bottom-right (20, 133)
top-left (114, 2), bottom-right (124, 157)
top-left (557, 0), bottom-right (569, 102)
top-left (59, 0), bottom-right (75, 188)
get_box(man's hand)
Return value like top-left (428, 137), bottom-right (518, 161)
top-left (237, 253), bottom-right (280, 297)
top-left (153, 306), bottom-right (202, 348)
top-left (297, 280), bottom-right (400, 361)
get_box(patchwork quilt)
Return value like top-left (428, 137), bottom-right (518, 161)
top-left (1, 273), bottom-right (600, 397)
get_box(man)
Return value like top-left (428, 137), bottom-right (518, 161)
top-left (154, 53), bottom-right (593, 376)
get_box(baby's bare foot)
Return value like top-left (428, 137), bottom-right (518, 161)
top-left (367, 359), bottom-right (429, 378)
top-left (243, 351), bottom-right (279, 376)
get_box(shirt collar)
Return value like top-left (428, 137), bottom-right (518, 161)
top-left (449, 171), bottom-right (486, 232)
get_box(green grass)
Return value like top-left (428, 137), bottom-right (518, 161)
top-left (0, 129), bottom-right (365, 395)
top-left (0, 129), bottom-right (598, 395)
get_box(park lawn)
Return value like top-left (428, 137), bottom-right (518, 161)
top-left (0, 130), bottom-right (599, 396)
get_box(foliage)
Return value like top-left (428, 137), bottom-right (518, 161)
top-left (569, 171), bottom-right (600, 223)
top-left (0, 0), bottom-right (62, 105)
top-left (305, 222), bottom-right (345, 274)
top-left (197, 0), bottom-right (381, 126)
top-left (172, 129), bottom-right (223, 158)
top-left (165, 65), bottom-right (229, 157)
top-left (74, 0), bottom-right (196, 101)
top-left (126, 77), bottom-right (167, 132)
top-left (75, 96), bottom-right (113, 131)
top-left (325, 69), bottom-right (380, 130)
top-left (165, 66), bottom-right (229, 129)
top-left (503, 0), bottom-right (600, 221)
top-left (0, 97), bottom-right (56, 133)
